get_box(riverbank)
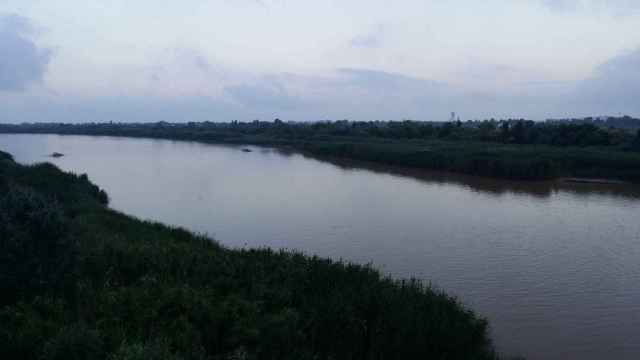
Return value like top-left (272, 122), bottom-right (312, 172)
top-left (0, 150), bottom-right (506, 359)
top-left (1, 121), bottom-right (639, 183)
top-left (559, 177), bottom-right (630, 185)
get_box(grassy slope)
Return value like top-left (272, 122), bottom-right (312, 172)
top-left (0, 151), bottom-right (504, 360)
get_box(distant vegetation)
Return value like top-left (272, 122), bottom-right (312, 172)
top-left (546, 115), bottom-right (640, 132)
top-left (0, 150), bottom-right (506, 359)
top-left (2, 116), bottom-right (640, 182)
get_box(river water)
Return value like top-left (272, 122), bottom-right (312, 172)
top-left (2, 134), bottom-right (640, 359)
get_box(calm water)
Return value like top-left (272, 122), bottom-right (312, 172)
top-left (2, 134), bottom-right (640, 359)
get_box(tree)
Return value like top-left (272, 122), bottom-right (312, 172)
top-left (512, 121), bottom-right (526, 144)
top-left (633, 129), bottom-right (640, 151)
top-left (500, 121), bottom-right (510, 142)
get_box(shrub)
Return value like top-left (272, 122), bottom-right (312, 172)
top-left (41, 324), bottom-right (104, 360)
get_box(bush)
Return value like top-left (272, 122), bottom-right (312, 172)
top-left (0, 152), bottom-right (503, 359)
top-left (0, 298), bottom-right (66, 359)
top-left (41, 324), bottom-right (104, 360)
top-left (0, 187), bottom-right (76, 304)
top-left (109, 340), bottom-right (183, 360)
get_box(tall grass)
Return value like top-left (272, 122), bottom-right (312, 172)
top-left (0, 151), bottom-right (505, 359)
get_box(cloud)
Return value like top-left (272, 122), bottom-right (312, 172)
top-left (570, 48), bottom-right (640, 115)
top-left (337, 68), bottom-right (443, 90)
top-left (539, 0), bottom-right (640, 15)
top-left (224, 78), bottom-right (303, 110)
top-left (350, 25), bottom-right (385, 49)
top-left (145, 47), bottom-right (229, 97)
top-left (3, 44), bottom-right (640, 123)
top-left (56, 47), bottom-right (234, 99)
top-left (274, 68), bottom-right (460, 121)
top-left (0, 65), bottom-right (568, 123)
top-left (1, 93), bottom-right (242, 123)
top-left (540, 0), bottom-right (579, 12)
top-left (0, 14), bottom-right (51, 91)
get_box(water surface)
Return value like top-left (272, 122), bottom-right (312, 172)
top-left (2, 134), bottom-right (640, 360)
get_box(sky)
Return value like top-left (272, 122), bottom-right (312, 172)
top-left (1, 0), bottom-right (639, 122)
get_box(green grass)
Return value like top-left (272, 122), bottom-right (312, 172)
top-left (0, 151), bottom-right (506, 359)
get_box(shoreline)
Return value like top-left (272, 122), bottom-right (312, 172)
top-left (559, 177), bottom-right (630, 185)
top-left (1, 129), bottom-right (639, 185)
top-left (0, 149), bottom-right (507, 359)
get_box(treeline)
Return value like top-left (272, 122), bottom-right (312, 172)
top-left (0, 151), bottom-right (506, 359)
top-left (547, 115), bottom-right (640, 131)
top-left (2, 118), bottom-right (639, 149)
top-left (2, 120), bottom-right (640, 181)
top-left (297, 140), bottom-right (640, 181)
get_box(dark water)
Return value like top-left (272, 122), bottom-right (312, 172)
top-left (2, 134), bottom-right (640, 360)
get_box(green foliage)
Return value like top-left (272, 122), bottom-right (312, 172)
top-left (298, 139), bottom-right (640, 181)
top-left (0, 187), bottom-right (75, 304)
top-left (109, 340), bottom-right (183, 360)
top-left (41, 324), bottom-right (105, 360)
top-left (0, 298), bottom-right (66, 359)
top-left (0, 152), bottom-right (506, 359)
top-left (633, 129), bottom-right (640, 151)
top-left (0, 150), bottom-right (13, 162)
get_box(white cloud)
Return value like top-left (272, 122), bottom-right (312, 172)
top-left (1, 3), bottom-right (640, 122)
top-left (350, 24), bottom-right (385, 49)
top-left (569, 48), bottom-right (640, 116)
top-left (539, 0), bottom-right (640, 15)
top-left (224, 80), bottom-right (304, 110)
top-left (0, 14), bottom-right (51, 91)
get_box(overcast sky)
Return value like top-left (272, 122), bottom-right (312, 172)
top-left (1, 0), bottom-right (639, 122)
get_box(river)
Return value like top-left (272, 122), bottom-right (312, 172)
top-left (2, 133), bottom-right (640, 359)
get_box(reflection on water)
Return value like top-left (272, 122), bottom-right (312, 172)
top-left (284, 149), bottom-right (640, 200)
top-left (257, 144), bottom-right (640, 199)
top-left (2, 134), bottom-right (640, 360)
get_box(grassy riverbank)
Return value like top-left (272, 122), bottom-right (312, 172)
top-left (0, 150), bottom-right (504, 359)
top-left (2, 120), bottom-right (640, 182)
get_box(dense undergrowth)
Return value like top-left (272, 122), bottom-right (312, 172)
top-left (0, 150), bottom-right (505, 359)
top-left (2, 120), bottom-right (640, 182)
